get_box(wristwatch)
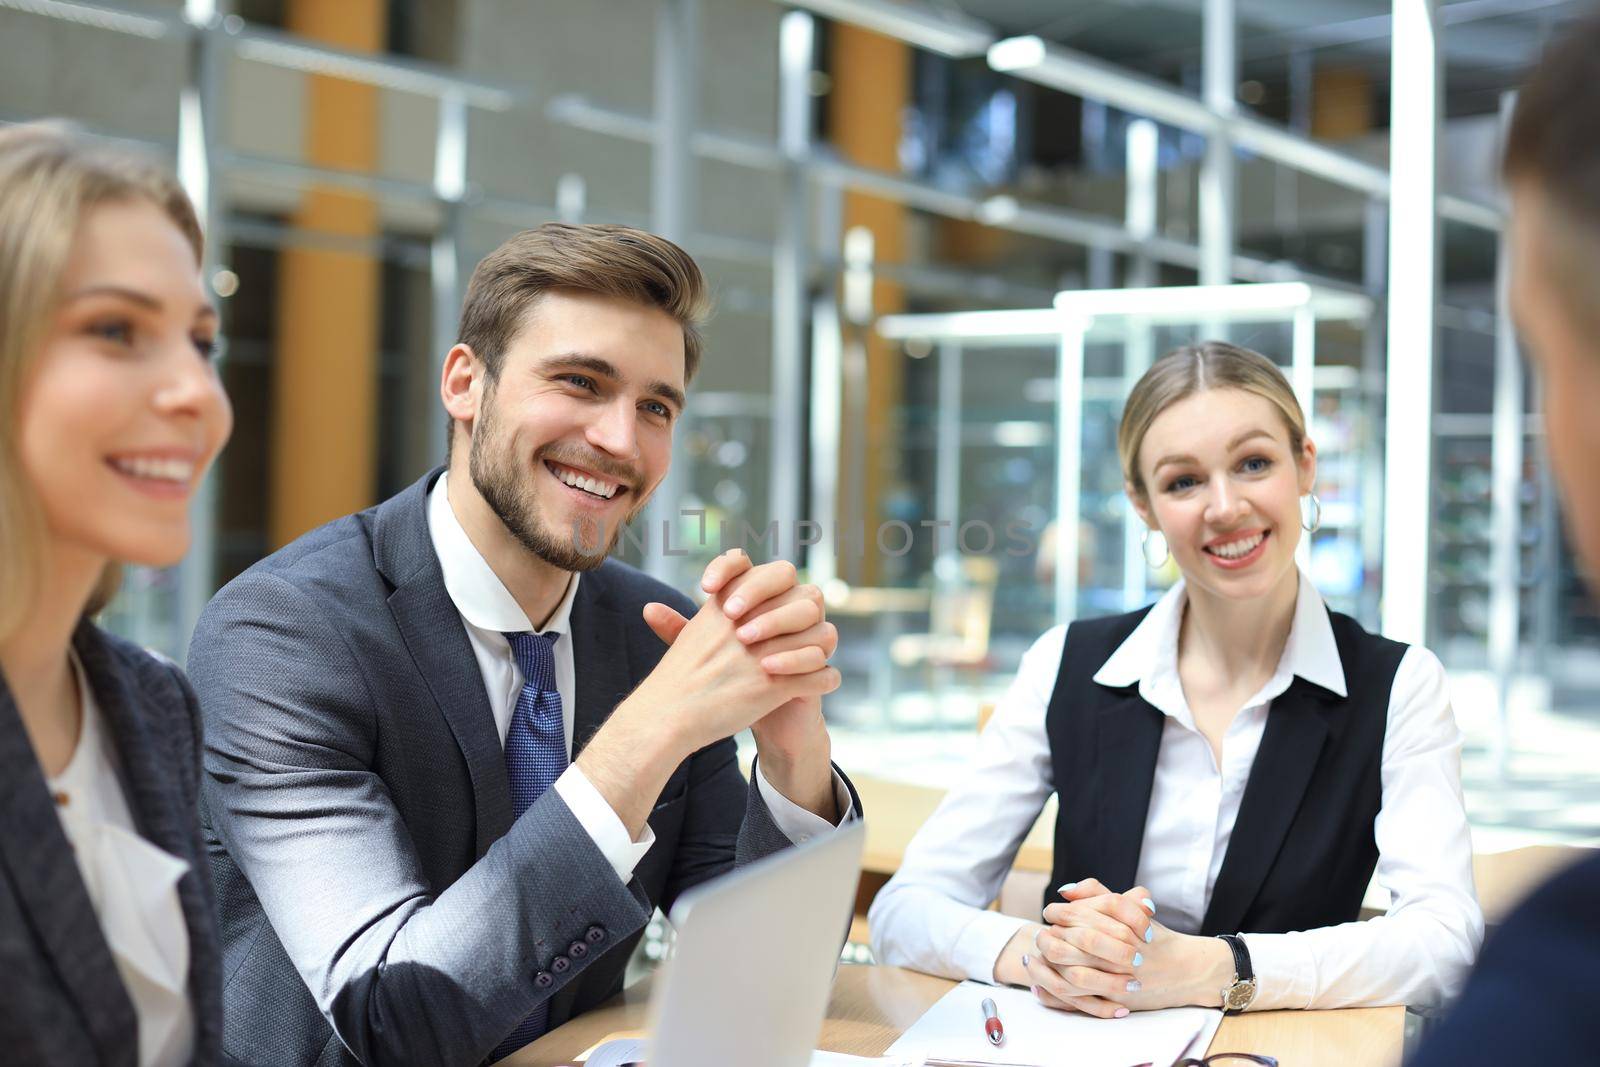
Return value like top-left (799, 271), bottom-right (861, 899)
top-left (1216, 934), bottom-right (1257, 1014)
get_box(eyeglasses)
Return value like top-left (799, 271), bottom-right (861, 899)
top-left (1173, 1055), bottom-right (1278, 1066)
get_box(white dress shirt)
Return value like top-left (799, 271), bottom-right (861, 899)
top-left (427, 473), bottom-right (847, 883)
top-left (869, 570), bottom-right (1483, 1011)
top-left (51, 653), bottom-right (194, 1067)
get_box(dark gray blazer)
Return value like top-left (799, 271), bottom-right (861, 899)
top-left (0, 622), bottom-right (223, 1066)
top-left (190, 468), bottom-right (859, 1067)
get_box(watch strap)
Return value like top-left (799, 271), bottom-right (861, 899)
top-left (1217, 933), bottom-right (1253, 982)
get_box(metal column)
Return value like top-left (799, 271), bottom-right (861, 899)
top-left (836, 221), bottom-right (872, 584)
top-left (808, 295), bottom-right (843, 585)
top-left (1123, 118), bottom-right (1159, 609)
top-left (1380, 0), bottom-right (1442, 646)
top-left (770, 11), bottom-right (814, 562)
top-left (1199, 0), bottom-right (1236, 289)
top-left (808, 180), bottom-right (847, 585)
top-left (934, 341), bottom-right (963, 582)
top-left (1360, 200), bottom-right (1389, 627)
top-left (1055, 318), bottom-right (1087, 626)
top-left (175, 0), bottom-right (226, 662)
top-left (1487, 92), bottom-right (1524, 776)
top-left (1292, 305), bottom-right (1316, 570)
top-left (644, 0), bottom-right (699, 580)
top-left (431, 89), bottom-right (468, 464)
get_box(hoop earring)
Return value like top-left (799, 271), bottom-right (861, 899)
top-left (1301, 492), bottom-right (1323, 533)
top-left (1140, 528), bottom-right (1170, 569)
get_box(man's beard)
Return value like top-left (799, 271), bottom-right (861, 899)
top-left (468, 394), bottom-right (644, 572)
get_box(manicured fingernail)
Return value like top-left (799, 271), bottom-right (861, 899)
top-left (1139, 898), bottom-right (1156, 914)
top-left (1145, 925), bottom-right (1154, 943)
top-left (727, 547), bottom-right (743, 557)
top-left (1030, 985), bottom-right (1040, 997)
top-left (737, 623), bottom-right (759, 641)
top-left (1114, 1007), bottom-right (1130, 1019)
top-left (725, 597), bottom-right (746, 616)
top-left (1132, 952), bottom-right (1143, 967)
top-left (1058, 882), bottom-right (1077, 894)
top-left (1126, 980), bottom-right (1142, 993)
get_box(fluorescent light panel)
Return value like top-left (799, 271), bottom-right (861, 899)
top-left (778, 0), bottom-right (994, 58)
top-left (879, 284), bottom-right (1371, 344)
top-left (876, 308), bottom-right (1064, 342)
top-left (1055, 282), bottom-right (1313, 317)
top-left (990, 32), bottom-right (1497, 233)
top-left (990, 36), bottom-right (1213, 131)
top-left (0, 0), bottom-right (169, 38)
top-left (234, 29), bottom-right (516, 111)
top-left (1381, 0), bottom-right (1441, 646)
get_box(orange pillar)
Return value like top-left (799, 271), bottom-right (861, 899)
top-left (828, 24), bottom-right (910, 584)
top-left (1312, 66), bottom-right (1374, 141)
top-left (270, 0), bottom-right (387, 547)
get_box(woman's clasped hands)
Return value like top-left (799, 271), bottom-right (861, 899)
top-left (994, 877), bottom-right (1234, 1017)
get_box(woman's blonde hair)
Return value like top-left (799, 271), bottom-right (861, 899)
top-left (0, 122), bottom-right (203, 643)
top-left (1117, 341), bottom-right (1307, 499)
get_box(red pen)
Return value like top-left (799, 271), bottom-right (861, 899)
top-left (981, 997), bottom-right (1004, 1046)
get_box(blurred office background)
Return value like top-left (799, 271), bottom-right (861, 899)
top-left (5, 0), bottom-right (1597, 849)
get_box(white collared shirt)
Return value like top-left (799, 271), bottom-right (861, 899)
top-left (51, 653), bottom-right (194, 1067)
top-left (427, 473), bottom-right (846, 884)
top-left (869, 570), bottom-right (1483, 1011)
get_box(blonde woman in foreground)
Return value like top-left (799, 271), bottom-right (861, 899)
top-left (871, 342), bottom-right (1482, 1017)
top-left (0, 123), bottom-right (232, 1064)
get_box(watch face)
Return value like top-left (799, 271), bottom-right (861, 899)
top-left (1223, 980), bottom-right (1257, 1011)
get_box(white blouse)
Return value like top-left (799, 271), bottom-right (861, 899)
top-left (869, 571), bottom-right (1484, 1011)
top-left (50, 654), bottom-right (194, 1067)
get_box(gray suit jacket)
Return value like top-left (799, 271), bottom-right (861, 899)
top-left (0, 622), bottom-right (223, 1066)
top-left (190, 468), bottom-right (858, 1067)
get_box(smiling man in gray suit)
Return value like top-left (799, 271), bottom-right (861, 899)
top-left (189, 223), bottom-right (857, 1066)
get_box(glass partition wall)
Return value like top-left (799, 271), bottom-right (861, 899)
top-left (893, 288), bottom-right (1371, 600)
top-left (821, 283), bottom-right (1374, 731)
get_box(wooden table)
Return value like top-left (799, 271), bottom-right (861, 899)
top-left (507, 964), bottom-right (1405, 1067)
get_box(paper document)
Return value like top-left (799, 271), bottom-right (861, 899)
top-left (581, 1039), bottom-right (909, 1067)
top-left (885, 981), bottom-right (1222, 1067)
top-left (581, 1037), bottom-right (647, 1067)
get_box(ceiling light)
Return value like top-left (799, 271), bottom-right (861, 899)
top-left (775, 0), bottom-right (994, 58)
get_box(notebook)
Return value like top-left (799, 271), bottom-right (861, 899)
top-left (883, 982), bottom-right (1223, 1067)
top-left (581, 1041), bottom-right (903, 1067)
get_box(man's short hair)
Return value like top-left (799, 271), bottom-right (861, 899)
top-left (457, 222), bottom-right (709, 384)
top-left (1503, 11), bottom-right (1600, 332)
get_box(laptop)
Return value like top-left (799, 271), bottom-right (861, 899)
top-left (589, 818), bottom-right (866, 1067)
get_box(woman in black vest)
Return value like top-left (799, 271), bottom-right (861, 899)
top-left (870, 342), bottom-right (1482, 1017)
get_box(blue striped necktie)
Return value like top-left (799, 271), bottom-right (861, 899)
top-left (491, 629), bottom-right (565, 1061)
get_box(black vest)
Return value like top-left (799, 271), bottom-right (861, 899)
top-left (1043, 605), bottom-right (1407, 936)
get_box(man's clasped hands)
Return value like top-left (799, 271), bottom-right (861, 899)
top-left (641, 548), bottom-right (1235, 1019)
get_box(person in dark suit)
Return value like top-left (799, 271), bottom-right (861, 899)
top-left (0, 123), bottom-right (233, 1065)
top-left (1409, 14), bottom-right (1600, 1065)
top-left (189, 222), bottom-right (858, 1066)
top-left (872, 343), bottom-right (1482, 1018)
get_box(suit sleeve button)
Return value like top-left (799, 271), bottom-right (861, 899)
top-left (534, 971), bottom-right (554, 989)
top-left (586, 925), bottom-right (606, 944)
top-left (551, 955), bottom-right (571, 973)
top-left (569, 941), bottom-right (588, 959)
